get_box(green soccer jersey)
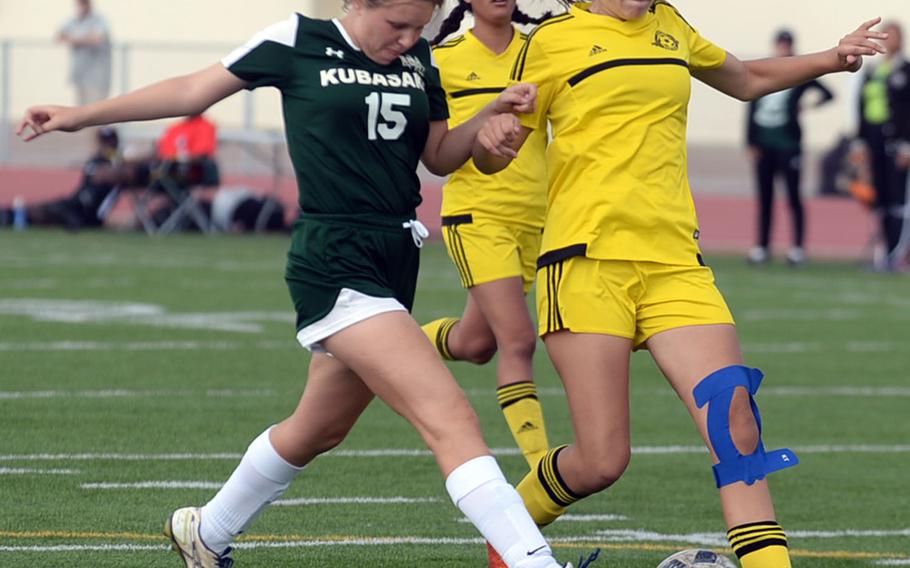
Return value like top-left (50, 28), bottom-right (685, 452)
top-left (222, 14), bottom-right (449, 216)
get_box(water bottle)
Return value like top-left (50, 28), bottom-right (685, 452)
top-left (12, 196), bottom-right (27, 231)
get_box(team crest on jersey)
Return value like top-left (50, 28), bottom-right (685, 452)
top-left (653, 30), bottom-right (679, 51)
top-left (399, 54), bottom-right (426, 75)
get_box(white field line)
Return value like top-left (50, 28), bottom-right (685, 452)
top-left (556, 514), bottom-right (628, 523)
top-left (743, 341), bottom-right (905, 354)
top-left (501, 386), bottom-right (910, 398)
top-left (1, 531), bottom-right (908, 556)
top-left (789, 529), bottom-right (910, 538)
top-left (81, 481), bottom-right (223, 490)
top-left (876, 560), bottom-right (910, 566)
top-left (0, 254), bottom-right (277, 271)
top-left (77, 481), bottom-right (440, 504)
top-left (6, 385), bottom-right (904, 400)
top-left (566, 528), bottom-right (910, 548)
top-left (0, 389), bottom-right (275, 400)
top-left (457, 514), bottom-right (628, 524)
top-left (4, 444), bottom-right (910, 463)
top-left (233, 537), bottom-right (484, 550)
top-left (0, 299), bottom-right (294, 334)
top-left (739, 308), bottom-right (865, 322)
top-left (0, 453), bottom-right (243, 462)
top-left (761, 386), bottom-right (910, 397)
top-left (0, 540), bottom-right (488, 553)
top-left (0, 544), bottom-right (168, 552)
top-left (273, 497), bottom-right (441, 506)
top-left (0, 468), bottom-right (80, 475)
top-left (0, 340), bottom-right (291, 352)
top-left (0, 339), bottom-right (902, 354)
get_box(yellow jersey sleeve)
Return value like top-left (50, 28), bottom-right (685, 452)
top-left (658, 2), bottom-right (727, 71)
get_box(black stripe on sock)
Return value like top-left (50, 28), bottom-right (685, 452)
top-left (733, 538), bottom-right (789, 559)
top-left (727, 520), bottom-right (781, 534)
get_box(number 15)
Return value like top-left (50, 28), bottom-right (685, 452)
top-left (365, 92), bottom-right (411, 141)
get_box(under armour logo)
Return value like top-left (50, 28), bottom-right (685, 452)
top-left (325, 47), bottom-right (345, 59)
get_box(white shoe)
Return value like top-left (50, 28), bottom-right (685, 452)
top-left (786, 247), bottom-right (807, 266)
top-left (747, 246), bottom-right (770, 265)
top-left (165, 507), bottom-right (235, 567)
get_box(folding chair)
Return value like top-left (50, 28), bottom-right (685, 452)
top-left (133, 157), bottom-right (220, 235)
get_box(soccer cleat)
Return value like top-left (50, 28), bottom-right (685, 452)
top-left (487, 541), bottom-right (509, 568)
top-left (566, 548), bottom-right (601, 568)
top-left (488, 542), bottom-right (601, 568)
top-left (164, 507), bottom-right (235, 568)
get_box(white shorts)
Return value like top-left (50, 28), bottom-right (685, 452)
top-left (295, 288), bottom-right (407, 353)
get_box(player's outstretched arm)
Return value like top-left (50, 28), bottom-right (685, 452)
top-left (17, 63), bottom-right (247, 142)
top-left (694, 18), bottom-right (887, 102)
top-left (421, 83), bottom-right (536, 176)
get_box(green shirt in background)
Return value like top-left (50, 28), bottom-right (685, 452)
top-left (863, 60), bottom-right (893, 125)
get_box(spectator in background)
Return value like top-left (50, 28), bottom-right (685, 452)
top-left (58, 0), bottom-right (112, 105)
top-left (0, 126), bottom-right (121, 230)
top-left (857, 21), bottom-right (910, 272)
top-left (747, 30), bottom-right (834, 266)
top-left (155, 114), bottom-right (218, 163)
top-left (96, 114), bottom-right (219, 189)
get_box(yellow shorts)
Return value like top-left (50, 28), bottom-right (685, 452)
top-left (536, 256), bottom-right (735, 346)
top-left (441, 214), bottom-right (542, 294)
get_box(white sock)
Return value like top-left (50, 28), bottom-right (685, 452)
top-left (200, 426), bottom-right (303, 553)
top-left (446, 455), bottom-right (558, 568)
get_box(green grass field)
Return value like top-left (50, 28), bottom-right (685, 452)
top-left (1, 229), bottom-right (908, 567)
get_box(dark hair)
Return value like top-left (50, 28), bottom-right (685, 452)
top-left (343, 0), bottom-right (445, 10)
top-left (775, 29), bottom-right (794, 45)
top-left (430, 1), bottom-right (570, 46)
top-left (97, 126), bottom-right (119, 149)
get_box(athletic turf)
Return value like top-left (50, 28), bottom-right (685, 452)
top-left (1, 229), bottom-right (907, 567)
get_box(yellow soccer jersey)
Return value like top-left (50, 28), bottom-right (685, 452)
top-left (434, 29), bottom-right (548, 228)
top-left (511, 2), bottom-right (727, 266)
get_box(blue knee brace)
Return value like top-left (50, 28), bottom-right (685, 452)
top-left (693, 365), bottom-right (799, 488)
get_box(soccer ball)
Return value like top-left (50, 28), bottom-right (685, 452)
top-left (656, 549), bottom-right (737, 568)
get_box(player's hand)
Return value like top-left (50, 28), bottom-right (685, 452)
top-left (493, 83), bottom-right (537, 115)
top-left (748, 146), bottom-right (761, 162)
top-left (16, 105), bottom-right (83, 142)
top-left (477, 113), bottom-right (521, 159)
top-left (835, 18), bottom-right (888, 72)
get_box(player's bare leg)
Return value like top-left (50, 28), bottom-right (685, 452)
top-left (648, 324), bottom-right (792, 568)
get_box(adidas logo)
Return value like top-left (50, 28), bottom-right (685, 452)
top-left (517, 421), bottom-right (538, 433)
top-left (588, 44), bottom-right (607, 56)
top-left (466, 72), bottom-right (481, 81)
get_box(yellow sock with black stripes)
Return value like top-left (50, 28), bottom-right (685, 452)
top-left (727, 521), bottom-right (792, 568)
top-left (516, 445), bottom-right (580, 527)
top-left (497, 381), bottom-right (550, 468)
top-left (420, 318), bottom-right (459, 361)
